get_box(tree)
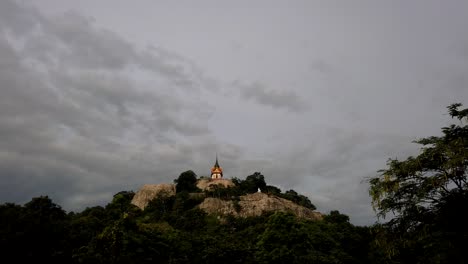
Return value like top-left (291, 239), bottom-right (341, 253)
top-left (323, 210), bottom-right (349, 224)
top-left (281, 190), bottom-right (316, 210)
top-left (241, 172), bottom-right (267, 193)
top-left (255, 213), bottom-right (315, 263)
top-left (105, 191), bottom-right (137, 220)
top-left (368, 103), bottom-right (468, 263)
top-left (264, 185), bottom-right (281, 195)
top-left (20, 196), bottom-right (69, 261)
top-left (174, 170), bottom-right (200, 193)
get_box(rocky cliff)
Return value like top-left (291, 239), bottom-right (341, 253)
top-left (196, 178), bottom-right (235, 190)
top-left (198, 192), bottom-right (322, 221)
top-left (131, 179), bottom-right (236, 209)
top-left (131, 183), bottom-right (176, 209)
top-left (131, 179), bottom-right (322, 221)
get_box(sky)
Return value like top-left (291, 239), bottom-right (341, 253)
top-left (1, 0), bottom-right (467, 225)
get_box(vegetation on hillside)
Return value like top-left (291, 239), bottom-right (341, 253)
top-left (0, 171), bottom-right (371, 263)
top-left (203, 171), bottom-right (316, 210)
top-left (0, 103), bottom-right (466, 263)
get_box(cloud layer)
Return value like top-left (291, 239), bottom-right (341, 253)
top-left (0, 0), bottom-right (226, 210)
top-left (2, 0), bottom-right (468, 225)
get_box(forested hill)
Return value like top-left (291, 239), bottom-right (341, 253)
top-left (0, 172), bottom-right (376, 263)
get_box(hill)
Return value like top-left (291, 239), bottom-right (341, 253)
top-left (131, 176), bottom-right (322, 221)
top-left (0, 171), bottom-right (373, 263)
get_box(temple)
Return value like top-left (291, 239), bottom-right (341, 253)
top-left (211, 154), bottom-right (223, 179)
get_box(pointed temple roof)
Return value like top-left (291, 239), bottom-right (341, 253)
top-left (211, 154), bottom-right (223, 176)
top-left (214, 153), bottom-right (220, 168)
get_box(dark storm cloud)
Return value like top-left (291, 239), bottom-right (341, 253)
top-left (0, 0), bottom-right (221, 210)
top-left (234, 81), bottom-right (307, 112)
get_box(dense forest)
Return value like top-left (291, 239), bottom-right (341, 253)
top-left (1, 104), bottom-right (466, 263)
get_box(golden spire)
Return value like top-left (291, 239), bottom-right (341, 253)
top-left (211, 153), bottom-right (223, 179)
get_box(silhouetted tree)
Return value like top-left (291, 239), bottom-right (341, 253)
top-left (369, 103), bottom-right (468, 263)
top-left (174, 170), bottom-right (200, 193)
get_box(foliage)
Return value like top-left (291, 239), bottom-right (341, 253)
top-left (278, 189), bottom-right (317, 210)
top-left (205, 172), bottom-right (316, 211)
top-left (174, 170), bottom-right (200, 193)
top-left (264, 185), bottom-right (282, 195)
top-left (0, 196), bottom-right (69, 262)
top-left (144, 193), bottom-right (176, 221)
top-left (243, 172), bottom-right (267, 193)
top-left (0, 170), bottom-right (376, 263)
top-left (226, 172), bottom-right (268, 195)
top-left (368, 103), bottom-right (468, 263)
top-left (255, 212), bottom-right (315, 263)
top-left (105, 191), bottom-right (137, 220)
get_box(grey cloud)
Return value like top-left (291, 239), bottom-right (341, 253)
top-left (309, 60), bottom-right (334, 74)
top-left (46, 12), bottom-right (135, 70)
top-left (0, 152), bottom-right (81, 205)
top-left (0, 0), bottom-right (220, 211)
top-left (2, 1), bottom-right (212, 93)
top-left (234, 81), bottom-right (307, 112)
top-left (0, 0), bottom-right (41, 35)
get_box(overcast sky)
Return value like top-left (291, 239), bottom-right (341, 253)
top-left (1, 0), bottom-right (467, 225)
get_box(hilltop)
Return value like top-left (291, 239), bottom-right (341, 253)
top-left (131, 172), bottom-right (322, 221)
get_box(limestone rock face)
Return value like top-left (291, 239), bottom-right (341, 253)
top-left (131, 181), bottom-right (322, 221)
top-left (196, 178), bottom-right (235, 191)
top-left (131, 184), bottom-right (176, 209)
top-left (198, 192), bottom-right (323, 221)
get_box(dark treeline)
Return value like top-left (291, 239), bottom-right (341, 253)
top-left (1, 103), bottom-right (467, 263)
top-left (0, 188), bottom-right (374, 263)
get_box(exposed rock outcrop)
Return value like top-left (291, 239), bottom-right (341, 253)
top-left (131, 179), bottom-right (235, 210)
top-left (198, 192), bottom-right (323, 221)
top-left (131, 181), bottom-right (322, 221)
top-left (131, 183), bottom-right (176, 209)
top-left (196, 178), bottom-right (235, 191)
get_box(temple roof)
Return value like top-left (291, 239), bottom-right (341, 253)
top-left (211, 154), bottom-right (223, 174)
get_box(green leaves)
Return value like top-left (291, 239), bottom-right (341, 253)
top-left (368, 103), bottom-right (468, 262)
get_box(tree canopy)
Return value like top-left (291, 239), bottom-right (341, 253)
top-left (368, 103), bottom-right (468, 263)
top-left (174, 170), bottom-right (200, 193)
